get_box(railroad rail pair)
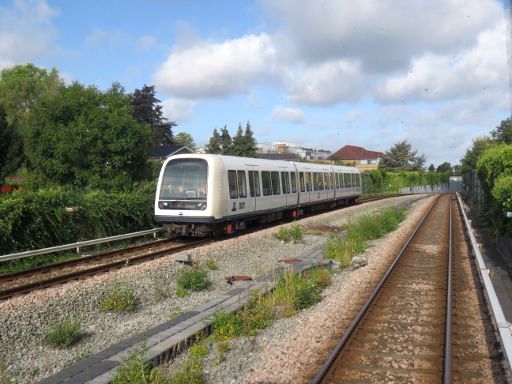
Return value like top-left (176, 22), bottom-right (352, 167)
top-left (312, 194), bottom-right (510, 383)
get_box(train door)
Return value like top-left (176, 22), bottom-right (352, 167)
top-left (280, 170), bottom-right (290, 206)
top-left (227, 170), bottom-right (250, 216)
top-left (248, 167), bottom-right (261, 211)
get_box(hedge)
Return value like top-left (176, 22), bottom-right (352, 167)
top-left (0, 182), bottom-right (156, 255)
top-left (361, 170), bottom-right (449, 195)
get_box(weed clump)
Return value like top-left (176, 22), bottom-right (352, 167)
top-left (205, 259), bottom-right (218, 270)
top-left (325, 207), bottom-right (406, 266)
top-left (44, 319), bottom-right (82, 348)
top-left (275, 223), bottom-right (303, 243)
top-left (176, 267), bottom-right (209, 293)
top-left (99, 282), bottom-right (137, 312)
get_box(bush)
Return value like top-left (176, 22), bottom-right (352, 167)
top-left (112, 349), bottom-right (169, 384)
top-left (205, 259), bottom-right (218, 270)
top-left (0, 184), bottom-right (156, 256)
top-left (211, 312), bottom-right (243, 341)
top-left (325, 208), bottom-right (406, 265)
top-left (168, 357), bottom-right (204, 384)
top-left (99, 282), bottom-right (137, 312)
top-left (176, 267), bottom-right (209, 292)
top-left (275, 223), bottom-right (303, 243)
top-left (44, 320), bottom-right (81, 348)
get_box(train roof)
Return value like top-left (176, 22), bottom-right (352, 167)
top-left (163, 153), bottom-right (360, 172)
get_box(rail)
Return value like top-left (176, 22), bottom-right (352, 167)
top-left (0, 227), bottom-right (166, 262)
top-left (456, 192), bottom-right (512, 375)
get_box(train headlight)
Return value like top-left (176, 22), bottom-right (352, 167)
top-left (158, 201), bottom-right (169, 209)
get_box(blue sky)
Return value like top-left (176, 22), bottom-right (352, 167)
top-left (0, 0), bottom-right (510, 166)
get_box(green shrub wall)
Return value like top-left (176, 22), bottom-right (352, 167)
top-left (0, 182), bottom-right (156, 255)
top-left (361, 170), bottom-right (449, 195)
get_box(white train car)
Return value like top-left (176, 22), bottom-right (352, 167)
top-left (155, 154), bottom-right (361, 236)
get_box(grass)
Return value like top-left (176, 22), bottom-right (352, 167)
top-left (211, 267), bottom-right (331, 340)
top-left (112, 347), bottom-right (205, 384)
top-left (205, 259), bottom-right (218, 270)
top-left (151, 275), bottom-right (174, 301)
top-left (275, 223), bottom-right (303, 243)
top-left (176, 266), bottom-right (209, 293)
top-left (44, 319), bottom-right (82, 348)
top-left (325, 207), bottom-right (406, 267)
top-left (99, 282), bottom-right (137, 312)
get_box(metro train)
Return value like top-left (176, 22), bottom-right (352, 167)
top-left (155, 154), bottom-right (362, 236)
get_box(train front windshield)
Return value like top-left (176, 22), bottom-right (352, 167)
top-left (159, 159), bottom-right (208, 204)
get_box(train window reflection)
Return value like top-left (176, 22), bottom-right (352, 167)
top-left (159, 159), bottom-right (207, 200)
top-left (237, 171), bottom-right (247, 198)
top-left (228, 170), bottom-right (238, 198)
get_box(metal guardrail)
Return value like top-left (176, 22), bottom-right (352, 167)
top-left (0, 227), bottom-right (166, 263)
top-left (456, 193), bottom-right (512, 374)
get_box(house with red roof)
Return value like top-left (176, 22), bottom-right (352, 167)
top-left (329, 145), bottom-right (383, 171)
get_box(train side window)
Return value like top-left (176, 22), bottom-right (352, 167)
top-left (312, 172), bottom-right (318, 191)
top-left (324, 173), bottom-right (331, 189)
top-left (248, 171), bottom-right (261, 197)
top-left (350, 174), bottom-right (354, 188)
top-left (262, 171), bottom-right (272, 196)
top-left (355, 174), bottom-right (360, 187)
top-left (271, 171), bottom-right (281, 195)
top-left (228, 170), bottom-right (238, 198)
top-left (237, 171), bottom-right (247, 198)
top-left (317, 173), bottom-right (324, 190)
top-left (343, 173), bottom-right (349, 188)
top-left (290, 172), bottom-right (297, 193)
top-left (299, 172), bottom-right (305, 192)
top-left (336, 173), bottom-right (341, 188)
top-left (281, 171), bottom-right (290, 194)
top-left (306, 172), bottom-right (312, 191)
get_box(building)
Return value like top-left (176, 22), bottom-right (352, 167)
top-left (329, 145), bottom-right (383, 171)
top-left (256, 142), bottom-right (331, 160)
top-left (149, 145), bottom-right (193, 161)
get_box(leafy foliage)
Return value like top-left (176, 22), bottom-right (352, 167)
top-left (0, 105), bottom-right (22, 182)
top-left (436, 162), bottom-right (451, 173)
top-left (176, 267), bottom-right (209, 292)
top-left (129, 84), bottom-right (176, 146)
top-left (361, 170), bottom-right (448, 194)
top-left (22, 82), bottom-right (151, 189)
top-left (99, 282), bottom-right (137, 312)
top-left (205, 122), bottom-right (257, 157)
top-left (378, 140), bottom-right (425, 171)
top-left (491, 117), bottom-right (512, 144)
top-left (0, 183), bottom-right (155, 255)
top-left (44, 320), bottom-right (82, 348)
top-left (174, 132), bottom-right (196, 151)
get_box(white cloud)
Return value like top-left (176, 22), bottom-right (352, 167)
top-left (0, 0), bottom-right (59, 70)
top-left (135, 35), bottom-right (157, 53)
top-left (154, 33), bottom-right (277, 98)
top-left (283, 59), bottom-right (364, 105)
top-left (261, 0), bottom-right (502, 72)
top-left (270, 106), bottom-right (305, 123)
top-left (378, 22), bottom-right (508, 102)
top-left (161, 98), bottom-right (197, 122)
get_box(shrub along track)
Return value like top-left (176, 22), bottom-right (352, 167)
top-left (0, 193), bottom-right (411, 303)
top-left (312, 194), bottom-right (507, 383)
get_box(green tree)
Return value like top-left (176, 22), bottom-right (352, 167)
top-left (460, 137), bottom-right (495, 176)
top-left (428, 164), bottom-right (435, 172)
top-left (0, 64), bottom-right (63, 176)
top-left (205, 128), bottom-right (222, 154)
top-left (22, 82), bottom-right (151, 189)
top-left (378, 140), bottom-right (425, 171)
top-left (436, 162), bottom-right (451, 173)
top-left (451, 164), bottom-right (461, 175)
top-left (220, 125), bottom-right (233, 155)
top-left (243, 121), bottom-right (257, 157)
top-left (231, 123), bottom-right (245, 156)
top-left (0, 105), bottom-right (22, 182)
top-left (129, 84), bottom-right (176, 146)
top-left (174, 132), bottom-right (196, 151)
top-left (491, 118), bottom-right (512, 144)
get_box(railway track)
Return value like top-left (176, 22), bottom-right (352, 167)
top-left (0, 239), bottom-right (208, 301)
top-left (312, 194), bottom-right (507, 383)
top-left (0, 193), bottom-right (414, 302)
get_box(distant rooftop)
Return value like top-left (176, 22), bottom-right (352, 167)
top-left (330, 145), bottom-right (383, 161)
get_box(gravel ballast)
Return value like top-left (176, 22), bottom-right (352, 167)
top-left (0, 195), bottom-right (428, 383)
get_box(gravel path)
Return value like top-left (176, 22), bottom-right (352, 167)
top-left (0, 195), bottom-right (427, 384)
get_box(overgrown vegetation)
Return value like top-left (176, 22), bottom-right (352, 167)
top-left (0, 182), bottom-right (156, 256)
top-left (44, 319), bottom-right (82, 348)
top-left (361, 170), bottom-right (448, 195)
top-left (275, 223), bottom-right (304, 243)
top-left (99, 282), bottom-right (137, 312)
top-left (205, 259), bottom-right (218, 270)
top-left (212, 267), bottom-right (331, 340)
top-left (325, 207), bottom-right (406, 266)
top-left (176, 267), bottom-right (209, 293)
